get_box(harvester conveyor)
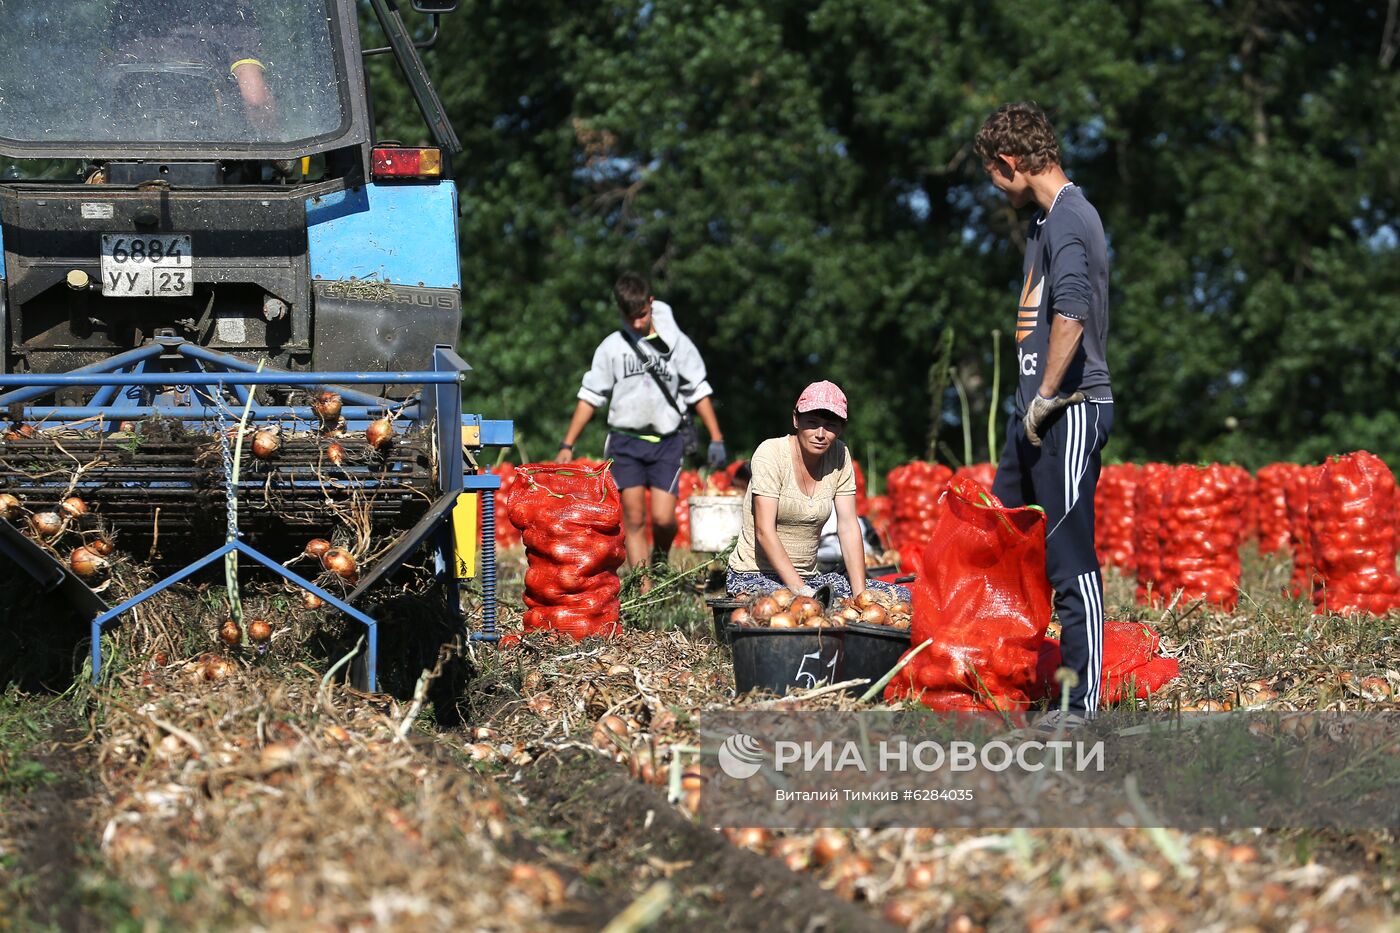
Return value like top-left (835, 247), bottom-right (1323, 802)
top-left (0, 338), bottom-right (510, 691)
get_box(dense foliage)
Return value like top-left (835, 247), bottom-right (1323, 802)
top-left (370, 1), bottom-right (1400, 469)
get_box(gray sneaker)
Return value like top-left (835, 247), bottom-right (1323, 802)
top-left (1031, 709), bottom-right (1089, 737)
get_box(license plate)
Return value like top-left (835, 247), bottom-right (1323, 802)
top-left (100, 234), bottom-right (193, 297)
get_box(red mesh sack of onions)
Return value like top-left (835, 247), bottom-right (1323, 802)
top-left (1036, 619), bottom-right (1179, 703)
top-left (1094, 462), bottom-right (1138, 572)
top-left (1254, 464), bottom-right (1295, 555)
top-left (884, 478), bottom-right (1052, 713)
top-left (705, 469), bottom-right (734, 493)
top-left (866, 494), bottom-right (892, 543)
top-left (509, 462), bottom-right (626, 639)
top-left (886, 461), bottom-right (952, 553)
top-left (1156, 464), bottom-right (1246, 611)
top-left (671, 470), bottom-right (705, 549)
top-left (1284, 464), bottom-right (1320, 599)
top-left (1132, 463), bottom-right (1171, 606)
top-left (853, 459), bottom-right (869, 516)
top-left (489, 463), bottom-right (523, 549)
top-left (952, 462), bottom-right (997, 491)
top-left (1307, 451), bottom-right (1400, 615)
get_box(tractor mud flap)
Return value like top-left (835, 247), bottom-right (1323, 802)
top-left (312, 282), bottom-right (462, 398)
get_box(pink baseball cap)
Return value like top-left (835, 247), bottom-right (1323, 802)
top-left (795, 381), bottom-right (848, 420)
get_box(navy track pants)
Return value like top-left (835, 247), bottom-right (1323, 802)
top-left (991, 401), bottom-right (1114, 714)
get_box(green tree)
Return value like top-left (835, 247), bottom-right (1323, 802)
top-left (373, 1), bottom-right (1400, 470)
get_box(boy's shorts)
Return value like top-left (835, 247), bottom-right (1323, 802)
top-left (605, 432), bottom-right (684, 494)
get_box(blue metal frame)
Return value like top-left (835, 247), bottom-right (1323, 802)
top-left (91, 540), bottom-right (380, 689)
top-left (0, 337), bottom-right (512, 689)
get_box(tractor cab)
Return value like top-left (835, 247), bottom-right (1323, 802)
top-left (0, 0), bottom-right (463, 396)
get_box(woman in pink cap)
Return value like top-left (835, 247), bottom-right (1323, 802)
top-left (727, 381), bottom-right (909, 601)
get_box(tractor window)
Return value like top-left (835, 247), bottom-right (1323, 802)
top-left (0, 0), bottom-right (347, 148)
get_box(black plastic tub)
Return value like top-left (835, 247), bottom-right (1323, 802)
top-left (729, 626), bottom-right (847, 695)
top-left (864, 564), bottom-right (899, 578)
top-left (841, 622), bottom-right (912, 694)
top-left (705, 597), bottom-right (748, 647)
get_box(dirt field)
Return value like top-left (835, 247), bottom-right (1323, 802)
top-left (0, 547), bottom-right (1396, 931)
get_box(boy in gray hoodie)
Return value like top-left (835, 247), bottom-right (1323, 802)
top-left (558, 273), bottom-right (726, 570)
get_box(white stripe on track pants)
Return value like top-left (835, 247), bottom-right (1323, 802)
top-left (991, 401), bottom-right (1114, 715)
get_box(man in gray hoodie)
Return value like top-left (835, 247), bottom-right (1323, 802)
top-left (558, 273), bottom-right (726, 570)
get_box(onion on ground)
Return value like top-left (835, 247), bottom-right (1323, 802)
top-left (724, 827), bottom-right (771, 852)
top-left (201, 656), bottom-right (233, 681)
top-left (810, 830), bottom-right (849, 866)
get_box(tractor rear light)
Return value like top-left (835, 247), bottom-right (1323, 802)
top-left (370, 147), bottom-right (442, 179)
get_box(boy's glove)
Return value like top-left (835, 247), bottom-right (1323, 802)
top-left (1024, 391), bottom-right (1085, 447)
top-left (707, 440), bottom-right (727, 470)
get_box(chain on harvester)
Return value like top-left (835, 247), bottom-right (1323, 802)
top-left (215, 401), bottom-right (239, 542)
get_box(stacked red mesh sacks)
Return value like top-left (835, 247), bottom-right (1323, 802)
top-left (1094, 463), bottom-right (1138, 572)
top-left (886, 461), bottom-right (953, 577)
top-left (1308, 451), bottom-right (1400, 615)
top-left (1225, 465), bottom-right (1258, 547)
top-left (1132, 463), bottom-right (1171, 605)
top-left (509, 462), bottom-right (626, 639)
top-left (853, 459), bottom-right (869, 516)
top-left (1254, 464), bottom-right (1295, 555)
top-left (1283, 464), bottom-right (1320, 599)
top-left (884, 478), bottom-right (1051, 714)
top-left (1156, 464), bottom-right (1245, 611)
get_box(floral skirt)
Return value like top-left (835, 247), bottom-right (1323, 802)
top-left (726, 569), bottom-right (911, 603)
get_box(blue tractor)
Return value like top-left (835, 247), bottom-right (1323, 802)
top-left (0, 0), bottom-right (507, 691)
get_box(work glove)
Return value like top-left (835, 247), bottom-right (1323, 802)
top-left (707, 440), bottom-right (727, 470)
top-left (792, 584), bottom-right (816, 598)
top-left (1024, 391), bottom-right (1085, 447)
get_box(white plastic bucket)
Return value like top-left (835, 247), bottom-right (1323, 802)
top-left (687, 495), bottom-right (744, 552)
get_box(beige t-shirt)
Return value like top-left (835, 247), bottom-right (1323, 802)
top-left (728, 436), bottom-right (857, 577)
